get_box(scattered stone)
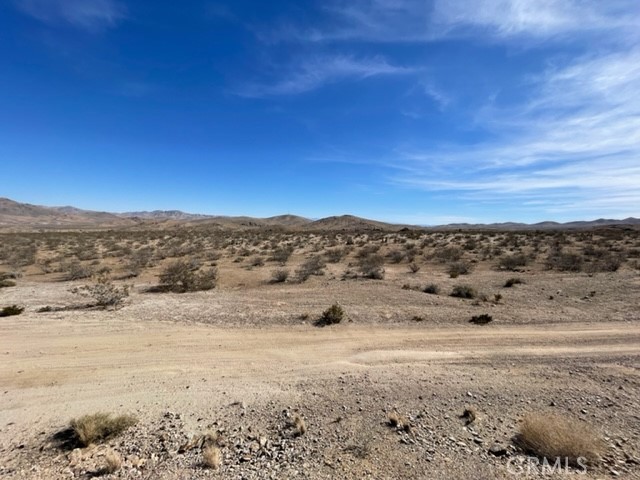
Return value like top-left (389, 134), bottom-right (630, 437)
top-left (488, 444), bottom-right (508, 457)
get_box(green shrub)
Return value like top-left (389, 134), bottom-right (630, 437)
top-left (159, 260), bottom-right (217, 292)
top-left (316, 303), bottom-right (345, 326)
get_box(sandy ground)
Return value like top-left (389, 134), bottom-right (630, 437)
top-left (1, 266), bottom-right (640, 478)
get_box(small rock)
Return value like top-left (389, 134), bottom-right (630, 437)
top-left (488, 444), bottom-right (508, 457)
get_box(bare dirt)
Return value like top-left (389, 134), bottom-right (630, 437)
top-left (2, 272), bottom-right (640, 479)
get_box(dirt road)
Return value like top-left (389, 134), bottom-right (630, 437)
top-left (2, 318), bottom-right (638, 425)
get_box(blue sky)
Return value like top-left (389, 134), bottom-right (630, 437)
top-left (1, 0), bottom-right (639, 224)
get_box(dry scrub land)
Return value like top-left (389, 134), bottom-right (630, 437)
top-left (1, 227), bottom-right (639, 479)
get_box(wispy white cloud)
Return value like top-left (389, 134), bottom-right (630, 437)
top-left (15, 0), bottom-right (126, 31)
top-left (235, 55), bottom-right (416, 97)
top-left (387, 47), bottom-right (640, 217)
top-left (269, 0), bottom-right (639, 44)
top-left (432, 0), bottom-right (639, 40)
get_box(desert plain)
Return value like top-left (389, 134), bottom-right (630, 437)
top-left (1, 223), bottom-right (639, 479)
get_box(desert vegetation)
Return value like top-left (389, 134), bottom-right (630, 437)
top-left (67, 412), bottom-right (137, 448)
top-left (0, 224), bottom-right (638, 479)
top-left (515, 413), bottom-right (605, 466)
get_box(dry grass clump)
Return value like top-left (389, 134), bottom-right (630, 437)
top-left (291, 414), bottom-right (307, 437)
top-left (70, 412), bottom-right (137, 447)
top-left (202, 445), bottom-right (222, 469)
top-left (516, 413), bottom-right (604, 466)
top-left (102, 449), bottom-right (122, 474)
top-left (387, 412), bottom-right (411, 433)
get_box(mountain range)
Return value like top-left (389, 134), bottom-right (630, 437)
top-left (0, 197), bottom-right (638, 231)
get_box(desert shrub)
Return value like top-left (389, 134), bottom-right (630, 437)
top-left (295, 255), bottom-right (326, 282)
top-left (324, 248), bottom-right (346, 263)
top-left (269, 246), bottom-right (294, 264)
top-left (469, 313), bottom-right (493, 325)
top-left (546, 250), bottom-right (583, 272)
top-left (355, 244), bottom-right (380, 259)
top-left (497, 254), bottom-right (528, 271)
top-left (0, 305), bottom-right (24, 317)
top-left (433, 246), bottom-right (462, 263)
top-left (159, 260), bottom-right (217, 292)
top-left (271, 268), bottom-right (290, 283)
top-left (504, 277), bottom-right (524, 288)
top-left (423, 283), bottom-right (439, 294)
top-left (358, 253), bottom-right (385, 279)
top-left (70, 275), bottom-right (130, 309)
top-left (126, 247), bottom-right (154, 276)
top-left (387, 249), bottom-right (406, 264)
top-left (64, 261), bottom-right (94, 281)
top-left (515, 413), bottom-right (604, 466)
top-left (7, 244), bottom-right (37, 269)
top-left (316, 303), bottom-right (345, 326)
top-left (250, 256), bottom-right (265, 267)
top-left (0, 272), bottom-right (19, 281)
top-left (69, 413), bottom-right (137, 448)
top-left (451, 284), bottom-right (476, 299)
top-left (447, 261), bottom-right (472, 278)
top-left (408, 262), bottom-right (421, 273)
top-left (585, 252), bottom-right (624, 273)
